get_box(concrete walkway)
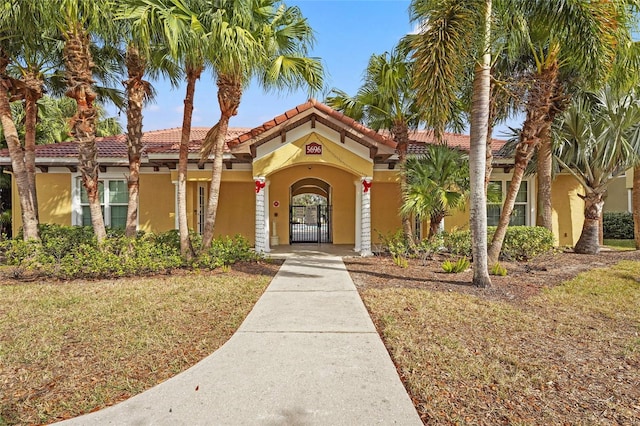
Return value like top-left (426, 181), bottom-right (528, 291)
top-left (58, 250), bottom-right (422, 425)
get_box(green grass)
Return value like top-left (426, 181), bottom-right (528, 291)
top-left (603, 238), bottom-right (635, 250)
top-left (0, 268), bottom-right (275, 425)
top-left (361, 260), bottom-right (640, 425)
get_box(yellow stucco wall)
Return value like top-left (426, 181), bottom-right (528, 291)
top-left (214, 181), bottom-right (255, 243)
top-left (253, 132), bottom-right (373, 178)
top-left (371, 181), bottom-right (403, 243)
top-left (604, 175), bottom-right (629, 213)
top-left (552, 174), bottom-right (584, 246)
top-left (268, 164), bottom-right (357, 245)
top-left (138, 174), bottom-right (175, 233)
top-left (11, 173), bottom-right (72, 236)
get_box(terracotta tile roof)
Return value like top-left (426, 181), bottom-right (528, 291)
top-left (0, 106), bottom-right (507, 163)
top-left (227, 98), bottom-right (397, 150)
top-left (405, 130), bottom-right (507, 157)
top-left (9, 127), bottom-right (251, 159)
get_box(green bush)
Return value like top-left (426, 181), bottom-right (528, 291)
top-left (498, 226), bottom-right (554, 261)
top-left (442, 257), bottom-right (470, 273)
top-left (194, 234), bottom-right (259, 269)
top-left (442, 226), bottom-right (553, 261)
top-left (4, 225), bottom-right (182, 279)
top-left (603, 212), bottom-right (634, 239)
top-left (442, 229), bottom-right (472, 257)
top-left (377, 229), bottom-right (413, 258)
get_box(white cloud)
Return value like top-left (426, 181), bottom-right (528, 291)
top-left (145, 104), bottom-right (161, 112)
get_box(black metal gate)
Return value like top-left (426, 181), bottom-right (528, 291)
top-left (289, 205), bottom-right (332, 243)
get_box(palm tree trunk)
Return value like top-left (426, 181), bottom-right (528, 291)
top-left (468, 0), bottom-right (492, 288)
top-left (428, 211), bottom-right (445, 239)
top-left (201, 75), bottom-right (242, 251)
top-left (393, 123), bottom-right (415, 245)
top-left (23, 72), bottom-right (42, 221)
top-left (488, 142), bottom-right (535, 263)
top-left (63, 27), bottom-right (106, 242)
top-left (536, 137), bottom-right (553, 230)
top-left (0, 58), bottom-right (39, 240)
top-left (178, 65), bottom-right (202, 259)
top-left (124, 45), bottom-right (147, 238)
top-left (488, 58), bottom-right (559, 263)
top-left (633, 166), bottom-right (640, 249)
top-left (536, 79), bottom-right (564, 232)
top-left (574, 192), bottom-right (604, 254)
top-left (485, 78), bottom-right (496, 193)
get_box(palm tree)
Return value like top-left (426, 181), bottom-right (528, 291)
top-left (326, 48), bottom-right (422, 245)
top-left (55, 0), bottom-right (120, 243)
top-left (409, 0), bottom-right (493, 287)
top-left (199, 0), bottom-right (323, 251)
top-left (118, 1), bottom-right (187, 238)
top-left (0, 2), bottom-right (48, 240)
top-left (122, 0), bottom-right (206, 258)
top-left (0, 96), bottom-right (122, 145)
top-left (487, 0), bottom-right (636, 263)
top-left (555, 87), bottom-right (640, 254)
top-left (402, 144), bottom-right (470, 239)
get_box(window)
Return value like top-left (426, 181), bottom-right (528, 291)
top-left (78, 179), bottom-right (128, 229)
top-left (487, 180), bottom-right (528, 227)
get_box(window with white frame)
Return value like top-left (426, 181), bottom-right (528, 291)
top-left (77, 178), bottom-right (128, 229)
top-left (487, 180), bottom-right (529, 226)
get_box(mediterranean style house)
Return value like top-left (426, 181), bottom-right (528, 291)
top-left (1, 99), bottom-right (631, 253)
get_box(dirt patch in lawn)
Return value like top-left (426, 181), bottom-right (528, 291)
top-left (346, 250), bottom-right (640, 425)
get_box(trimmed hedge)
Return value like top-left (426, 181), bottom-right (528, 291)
top-left (603, 212), bottom-right (634, 239)
top-left (442, 226), bottom-right (554, 261)
top-left (2, 224), bottom-right (259, 279)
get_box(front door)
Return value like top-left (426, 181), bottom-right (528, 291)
top-left (289, 204), bottom-right (332, 243)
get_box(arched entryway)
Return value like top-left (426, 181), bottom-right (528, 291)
top-left (289, 178), bottom-right (332, 243)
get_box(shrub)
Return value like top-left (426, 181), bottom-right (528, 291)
top-left (194, 234), bottom-right (259, 269)
top-left (603, 212), bottom-right (634, 239)
top-left (498, 226), bottom-right (554, 261)
top-left (442, 229), bottom-right (472, 257)
top-left (377, 229), bottom-right (412, 258)
top-left (3, 225), bottom-right (182, 279)
top-left (415, 234), bottom-right (444, 263)
top-left (442, 257), bottom-right (470, 273)
top-left (442, 226), bottom-right (553, 261)
top-left (490, 263), bottom-right (508, 276)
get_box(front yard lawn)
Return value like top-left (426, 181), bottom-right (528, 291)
top-left (0, 262), bottom-right (279, 425)
top-left (353, 256), bottom-right (640, 425)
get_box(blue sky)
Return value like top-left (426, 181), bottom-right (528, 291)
top-left (112, 0), bottom-right (518, 136)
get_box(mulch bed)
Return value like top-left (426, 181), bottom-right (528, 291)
top-left (344, 249), bottom-right (640, 302)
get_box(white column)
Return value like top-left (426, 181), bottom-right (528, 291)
top-left (264, 180), bottom-right (271, 253)
top-left (354, 180), bottom-right (362, 252)
top-left (254, 176), bottom-right (268, 253)
top-left (360, 177), bottom-right (373, 256)
top-left (172, 180), bottom-right (178, 229)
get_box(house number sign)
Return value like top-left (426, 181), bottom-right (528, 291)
top-left (305, 142), bottom-right (322, 155)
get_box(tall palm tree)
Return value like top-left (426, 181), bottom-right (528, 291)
top-left (402, 144), bottom-right (470, 239)
top-left (199, 0), bottom-right (323, 250)
top-left (555, 87), bottom-right (640, 254)
top-left (55, 0), bottom-right (119, 243)
top-left (326, 48), bottom-right (422, 245)
top-left (0, 2), bottom-right (48, 240)
top-left (122, 0), bottom-right (206, 258)
top-left (487, 0), bottom-right (636, 262)
top-left (409, 0), bottom-right (493, 287)
top-left (118, 1), bottom-right (186, 238)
